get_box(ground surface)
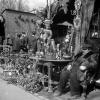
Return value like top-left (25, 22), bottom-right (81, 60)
top-left (1, 77), bottom-right (100, 100)
top-left (0, 78), bottom-right (49, 100)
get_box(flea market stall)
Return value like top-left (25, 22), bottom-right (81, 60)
top-left (0, 0), bottom-right (99, 99)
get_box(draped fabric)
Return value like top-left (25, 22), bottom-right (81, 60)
top-left (81, 0), bottom-right (95, 45)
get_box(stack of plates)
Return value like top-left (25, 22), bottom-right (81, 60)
top-left (63, 55), bottom-right (72, 59)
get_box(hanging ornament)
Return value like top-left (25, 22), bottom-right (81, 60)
top-left (75, 0), bottom-right (81, 11)
top-left (74, 16), bottom-right (81, 29)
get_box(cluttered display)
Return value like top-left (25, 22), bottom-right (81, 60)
top-left (0, 29), bottom-right (72, 94)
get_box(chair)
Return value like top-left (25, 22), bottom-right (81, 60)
top-left (80, 50), bottom-right (100, 99)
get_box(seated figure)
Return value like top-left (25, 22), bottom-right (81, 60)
top-left (54, 44), bottom-right (99, 99)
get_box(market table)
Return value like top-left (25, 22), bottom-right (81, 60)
top-left (29, 56), bottom-right (72, 92)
